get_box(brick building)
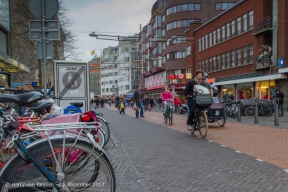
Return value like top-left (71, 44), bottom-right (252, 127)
top-left (139, 0), bottom-right (240, 98)
top-left (186, 0), bottom-right (288, 108)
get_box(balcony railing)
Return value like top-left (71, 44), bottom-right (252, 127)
top-left (254, 16), bottom-right (272, 34)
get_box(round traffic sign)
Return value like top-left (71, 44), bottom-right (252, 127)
top-left (62, 72), bottom-right (82, 90)
top-left (28, 0), bottom-right (59, 19)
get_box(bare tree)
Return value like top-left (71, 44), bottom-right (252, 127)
top-left (9, 0), bottom-right (81, 88)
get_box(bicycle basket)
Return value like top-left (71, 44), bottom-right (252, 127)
top-left (193, 94), bottom-right (213, 107)
top-left (194, 85), bottom-right (210, 94)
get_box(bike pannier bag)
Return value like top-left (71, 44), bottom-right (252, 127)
top-left (193, 94), bottom-right (213, 107)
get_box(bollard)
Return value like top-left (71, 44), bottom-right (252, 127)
top-left (237, 104), bottom-right (241, 122)
top-left (254, 102), bottom-right (259, 124)
top-left (274, 104), bottom-right (279, 126)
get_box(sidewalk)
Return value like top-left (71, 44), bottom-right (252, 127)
top-left (107, 106), bottom-right (288, 169)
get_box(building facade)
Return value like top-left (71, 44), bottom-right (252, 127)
top-left (100, 34), bottom-right (140, 96)
top-left (139, 0), bottom-right (240, 99)
top-left (89, 57), bottom-right (101, 96)
top-left (186, 0), bottom-right (288, 109)
top-left (0, 0), bottom-right (30, 87)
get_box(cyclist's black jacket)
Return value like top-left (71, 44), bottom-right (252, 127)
top-left (184, 79), bottom-right (197, 98)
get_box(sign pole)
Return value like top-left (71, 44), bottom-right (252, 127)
top-left (42, 0), bottom-right (47, 95)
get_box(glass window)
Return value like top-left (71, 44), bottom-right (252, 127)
top-left (242, 14), bottom-right (247, 32)
top-left (125, 85), bottom-right (130, 90)
top-left (229, 3), bottom-right (235, 8)
top-left (205, 35), bottom-right (208, 48)
top-left (198, 38), bottom-right (201, 51)
top-left (213, 57), bottom-right (216, 71)
top-left (186, 46), bottom-right (191, 56)
top-left (222, 3), bottom-right (228, 10)
top-left (177, 20), bottom-right (182, 27)
top-left (231, 50), bottom-right (235, 67)
top-left (237, 17), bottom-right (241, 35)
top-left (216, 3), bottom-right (221, 10)
top-left (226, 52), bottom-right (230, 68)
top-left (198, 61), bottom-right (201, 69)
top-left (102, 89), bottom-right (105, 93)
top-left (222, 54), bottom-right (225, 69)
top-left (0, 0), bottom-right (10, 31)
top-left (177, 52), bottom-right (182, 58)
top-left (216, 55), bottom-right (220, 70)
top-left (162, 15), bottom-right (165, 23)
top-left (106, 88), bottom-right (109, 92)
top-left (222, 25), bottom-right (225, 41)
top-left (213, 30), bottom-right (216, 45)
top-left (209, 58), bottom-right (213, 72)
top-left (237, 48), bottom-right (241, 66)
top-left (183, 20), bottom-right (188, 26)
top-left (226, 23), bottom-right (230, 39)
top-left (195, 4), bottom-right (200, 10)
top-left (249, 10), bottom-right (254, 29)
top-left (172, 6), bottom-right (176, 13)
top-left (182, 4), bottom-right (187, 11)
top-left (217, 28), bottom-right (220, 44)
top-left (231, 20), bottom-right (235, 37)
top-left (202, 36), bottom-right (205, 50)
top-left (242, 46), bottom-right (247, 64)
top-left (177, 5), bottom-right (182, 12)
top-left (188, 4), bottom-right (194, 10)
top-left (248, 44), bottom-right (253, 63)
top-left (209, 32), bottom-right (212, 47)
top-left (162, 29), bottom-right (165, 36)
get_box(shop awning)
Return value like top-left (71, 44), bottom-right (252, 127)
top-left (0, 52), bottom-right (30, 73)
top-left (214, 74), bottom-right (287, 86)
top-left (147, 85), bottom-right (165, 91)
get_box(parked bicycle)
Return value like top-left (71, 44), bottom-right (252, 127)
top-left (245, 98), bottom-right (272, 117)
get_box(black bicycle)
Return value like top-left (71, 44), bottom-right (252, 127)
top-left (163, 100), bottom-right (173, 125)
top-left (245, 98), bottom-right (272, 117)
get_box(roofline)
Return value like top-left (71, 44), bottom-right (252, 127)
top-left (184, 29), bottom-right (189, 33)
top-left (194, 0), bottom-right (246, 32)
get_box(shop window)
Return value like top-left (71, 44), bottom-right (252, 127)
top-left (222, 86), bottom-right (235, 100)
top-left (237, 83), bottom-right (253, 99)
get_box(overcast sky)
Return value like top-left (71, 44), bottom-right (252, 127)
top-left (62, 0), bottom-right (155, 61)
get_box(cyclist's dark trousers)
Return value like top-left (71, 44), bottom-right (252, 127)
top-left (187, 99), bottom-right (195, 126)
top-left (279, 104), bottom-right (284, 115)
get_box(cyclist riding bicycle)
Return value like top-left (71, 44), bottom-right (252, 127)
top-left (184, 70), bottom-right (205, 131)
top-left (161, 86), bottom-right (174, 114)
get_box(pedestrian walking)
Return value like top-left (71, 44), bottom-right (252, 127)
top-left (119, 96), bottom-right (126, 115)
top-left (149, 96), bottom-right (154, 109)
top-left (133, 85), bottom-right (144, 118)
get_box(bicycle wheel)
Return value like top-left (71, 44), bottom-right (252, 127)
top-left (262, 106), bottom-right (272, 117)
top-left (217, 118), bottom-right (226, 127)
top-left (0, 138), bottom-right (116, 192)
top-left (245, 106), bottom-right (255, 117)
top-left (168, 108), bottom-right (173, 125)
top-left (198, 110), bottom-right (208, 139)
top-left (98, 128), bottom-right (106, 148)
top-left (98, 117), bottom-right (110, 146)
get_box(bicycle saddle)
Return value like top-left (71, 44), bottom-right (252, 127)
top-left (70, 102), bottom-right (83, 108)
top-left (29, 102), bottom-right (53, 113)
top-left (0, 91), bottom-right (43, 106)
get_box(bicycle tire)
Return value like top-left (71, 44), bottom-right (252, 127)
top-left (169, 108), bottom-right (173, 125)
top-left (0, 138), bottom-right (116, 192)
top-left (164, 113), bottom-right (167, 123)
top-left (98, 117), bottom-right (110, 146)
top-left (217, 118), bottom-right (226, 127)
top-left (198, 110), bottom-right (208, 139)
top-left (98, 128), bottom-right (106, 148)
top-left (262, 105), bottom-right (272, 117)
top-left (245, 106), bottom-right (255, 117)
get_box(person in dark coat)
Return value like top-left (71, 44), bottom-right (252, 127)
top-left (133, 85), bottom-right (144, 118)
top-left (149, 96), bottom-right (154, 109)
top-left (274, 89), bottom-right (284, 116)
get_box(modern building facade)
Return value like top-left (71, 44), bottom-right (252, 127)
top-left (139, 0), bottom-right (240, 98)
top-left (100, 34), bottom-right (140, 96)
top-left (0, 0), bottom-right (30, 87)
top-left (186, 0), bottom-right (288, 108)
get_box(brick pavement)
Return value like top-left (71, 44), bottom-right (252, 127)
top-left (99, 107), bottom-right (288, 191)
top-left (107, 106), bottom-right (288, 170)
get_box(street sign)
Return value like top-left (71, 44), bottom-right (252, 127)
top-left (36, 41), bottom-right (53, 60)
top-left (28, 0), bottom-right (59, 19)
top-left (30, 31), bottom-right (60, 41)
top-left (29, 20), bottom-right (60, 31)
